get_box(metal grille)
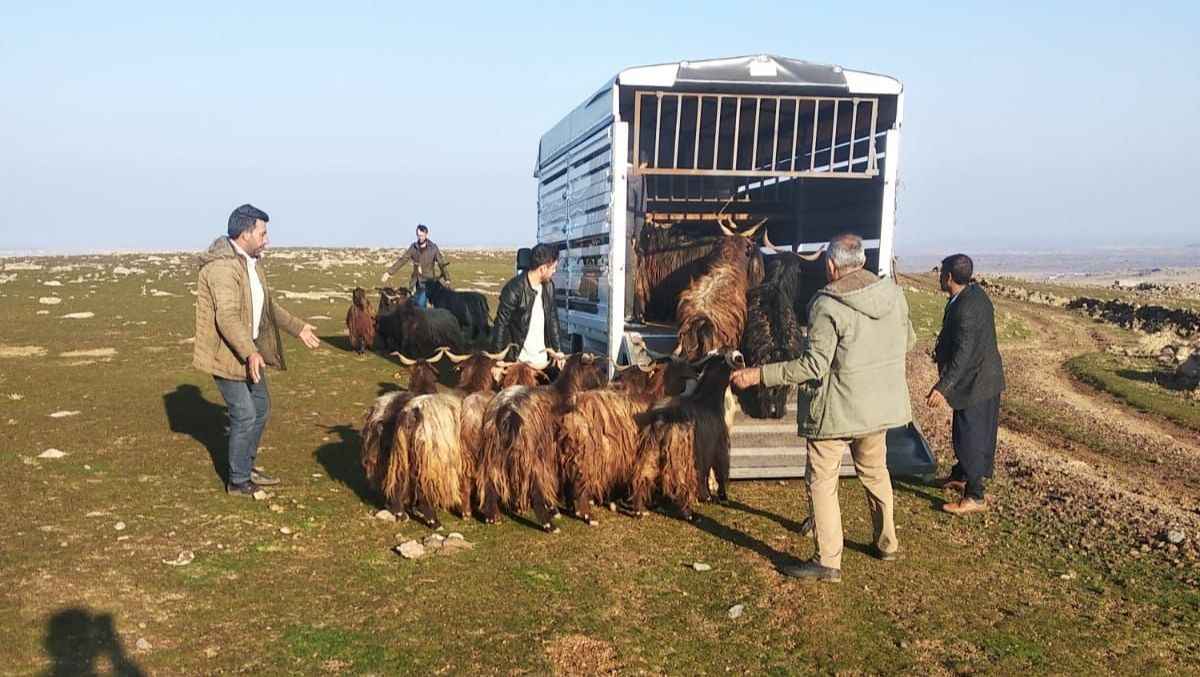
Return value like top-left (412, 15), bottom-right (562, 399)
top-left (633, 91), bottom-right (880, 179)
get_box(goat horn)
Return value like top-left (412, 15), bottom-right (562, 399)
top-left (741, 218), bottom-right (767, 238)
top-left (613, 364), bottom-right (633, 373)
top-left (717, 217), bottom-right (735, 237)
top-left (442, 348), bottom-right (471, 363)
top-left (546, 349), bottom-right (567, 362)
top-left (389, 351), bottom-right (418, 366)
top-left (425, 349), bottom-right (447, 363)
top-left (636, 363), bottom-right (655, 373)
top-left (482, 343), bottom-right (517, 361)
top-left (797, 245), bottom-right (826, 262)
top-left (762, 229), bottom-right (784, 254)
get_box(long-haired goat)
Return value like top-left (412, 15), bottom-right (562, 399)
top-left (631, 350), bottom-right (745, 521)
top-left (635, 222), bottom-right (765, 324)
top-left (345, 287), bottom-right (376, 354)
top-left (558, 357), bottom-right (698, 525)
top-left (739, 239), bottom-right (812, 418)
top-left (673, 219), bottom-right (764, 361)
top-left (475, 352), bottom-right (609, 532)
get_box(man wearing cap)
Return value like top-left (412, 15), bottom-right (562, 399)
top-left (193, 204), bottom-right (321, 496)
top-left (379, 224), bottom-right (449, 308)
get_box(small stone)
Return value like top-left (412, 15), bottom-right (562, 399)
top-left (1060, 571), bottom-right (1077, 580)
top-left (422, 534), bottom-right (446, 550)
top-left (374, 509), bottom-right (397, 522)
top-left (311, 473), bottom-right (322, 478)
top-left (447, 532), bottom-right (465, 540)
top-left (38, 448), bottom-right (67, 459)
top-left (279, 527), bottom-right (293, 535)
top-left (728, 604), bottom-right (745, 619)
top-left (135, 638), bottom-right (151, 651)
top-left (114, 522), bottom-right (126, 531)
top-left (692, 562), bottom-right (712, 572)
top-left (48, 410), bottom-right (81, 418)
top-left (439, 538), bottom-right (474, 554)
top-left (899, 640), bottom-right (910, 650)
top-left (204, 647), bottom-right (219, 659)
top-left (269, 504), bottom-right (285, 513)
top-left (162, 551), bottom-right (194, 567)
top-left (396, 540), bottom-right (425, 559)
top-left (252, 490), bottom-right (269, 501)
top-left (1166, 529), bottom-right (1186, 545)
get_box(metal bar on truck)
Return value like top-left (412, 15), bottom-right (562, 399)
top-left (654, 92), bottom-right (663, 170)
top-left (632, 93), bottom-right (642, 174)
top-left (869, 99), bottom-right (879, 174)
top-left (848, 98), bottom-right (858, 173)
top-left (693, 95), bottom-right (702, 170)
top-left (790, 98), bottom-right (800, 172)
top-left (829, 99), bottom-right (839, 173)
top-left (713, 96), bottom-right (723, 169)
top-left (751, 97), bottom-right (761, 170)
top-left (771, 98), bottom-right (780, 171)
top-left (672, 93), bottom-right (682, 169)
top-left (732, 96), bottom-right (742, 171)
top-left (810, 99), bottom-right (820, 171)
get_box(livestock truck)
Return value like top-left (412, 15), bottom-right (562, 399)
top-left (526, 54), bottom-right (935, 479)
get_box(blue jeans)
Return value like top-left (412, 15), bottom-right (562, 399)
top-left (412, 285), bottom-right (428, 308)
top-left (214, 373), bottom-right (271, 486)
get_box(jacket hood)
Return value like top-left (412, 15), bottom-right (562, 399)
top-left (198, 236), bottom-right (238, 268)
top-left (818, 269), bottom-right (900, 320)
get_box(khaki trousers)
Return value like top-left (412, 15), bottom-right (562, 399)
top-left (806, 431), bottom-right (898, 569)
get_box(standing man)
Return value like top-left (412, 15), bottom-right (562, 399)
top-left (927, 254), bottom-right (1005, 515)
top-left (193, 204), bottom-right (321, 496)
top-left (379, 224), bottom-right (449, 308)
top-left (731, 234), bottom-right (915, 583)
top-left (491, 243), bottom-right (561, 367)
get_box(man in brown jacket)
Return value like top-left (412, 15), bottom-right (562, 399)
top-left (193, 204), bottom-right (320, 495)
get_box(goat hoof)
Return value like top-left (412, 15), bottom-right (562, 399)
top-left (608, 502), bottom-right (618, 512)
top-left (587, 519), bottom-right (599, 527)
top-left (542, 524), bottom-right (560, 534)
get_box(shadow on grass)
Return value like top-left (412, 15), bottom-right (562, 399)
top-left (163, 384), bottom-right (228, 485)
top-left (314, 423), bottom-right (377, 508)
top-left (724, 499), bottom-right (809, 534)
top-left (43, 607), bottom-right (146, 677)
top-left (893, 477), bottom-right (949, 511)
top-left (320, 334), bottom-right (358, 354)
top-left (1115, 368), bottom-right (1196, 392)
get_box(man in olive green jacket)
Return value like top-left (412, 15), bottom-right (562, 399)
top-left (194, 204), bottom-right (321, 495)
top-left (732, 233), bottom-right (915, 582)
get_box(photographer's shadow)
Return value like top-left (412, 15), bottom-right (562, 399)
top-left (43, 607), bottom-right (145, 677)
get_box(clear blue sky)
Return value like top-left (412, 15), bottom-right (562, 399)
top-left (2, 1), bottom-right (1197, 254)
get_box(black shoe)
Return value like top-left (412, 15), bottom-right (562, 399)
top-left (226, 480), bottom-right (264, 496)
top-left (251, 469), bottom-right (281, 486)
top-left (778, 558), bottom-right (842, 583)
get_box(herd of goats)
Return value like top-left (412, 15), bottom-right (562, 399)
top-left (348, 218), bottom-right (823, 532)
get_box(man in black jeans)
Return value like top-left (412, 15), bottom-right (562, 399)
top-left (927, 253), bottom-right (1006, 515)
top-left (491, 244), bottom-right (561, 367)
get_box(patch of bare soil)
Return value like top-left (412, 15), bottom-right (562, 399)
top-left (0, 345), bottom-right (47, 358)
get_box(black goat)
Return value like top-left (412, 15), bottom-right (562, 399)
top-left (740, 252), bottom-right (807, 418)
top-left (424, 280), bottom-right (490, 343)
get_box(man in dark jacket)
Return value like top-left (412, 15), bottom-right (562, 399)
top-left (927, 253), bottom-right (1006, 515)
top-left (491, 243), bottom-right (561, 367)
top-left (379, 224), bottom-right (449, 308)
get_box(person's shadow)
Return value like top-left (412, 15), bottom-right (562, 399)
top-left (162, 384), bottom-right (228, 485)
top-left (314, 423), bottom-right (376, 508)
top-left (42, 608), bottom-right (146, 677)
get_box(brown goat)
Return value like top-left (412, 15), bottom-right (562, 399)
top-left (674, 223), bottom-right (762, 360)
top-left (635, 222), bottom-right (765, 323)
top-left (346, 287), bottom-right (376, 354)
top-left (631, 350), bottom-right (744, 521)
top-left (557, 358), bottom-right (697, 525)
top-left (475, 353), bottom-right (608, 532)
top-left (361, 357), bottom-right (441, 517)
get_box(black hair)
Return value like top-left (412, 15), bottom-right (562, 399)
top-left (529, 243), bottom-right (558, 270)
top-left (416, 224), bottom-right (429, 234)
top-left (940, 253), bottom-right (974, 285)
top-left (228, 204), bottom-right (269, 239)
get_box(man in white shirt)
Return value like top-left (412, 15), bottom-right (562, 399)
top-left (491, 244), bottom-right (562, 367)
top-left (193, 204), bottom-right (321, 496)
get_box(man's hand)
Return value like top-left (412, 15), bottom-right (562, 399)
top-left (299, 324), bottom-right (321, 350)
top-left (731, 367), bottom-right (762, 390)
top-left (379, 272), bottom-right (388, 284)
top-left (926, 387), bottom-right (948, 409)
top-left (247, 352), bottom-right (266, 383)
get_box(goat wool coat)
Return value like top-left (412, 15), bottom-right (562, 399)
top-left (193, 236), bottom-right (306, 381)
top-left (761, 269), bottom-right (916, 440)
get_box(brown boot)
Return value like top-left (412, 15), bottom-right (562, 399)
top-left (942, 496), bottom-right (987, 516)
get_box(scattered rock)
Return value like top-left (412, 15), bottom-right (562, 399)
top-left (38, 448), bottom-right (67, 459)
top-left (162, 551), bottom-right (195, 566)
top-left (49, 410), bottom-right (81, 418)
top-left (38, 297), bottom-right (62, 305)
top-left (9, 393), bottom-right (24, 400)
top-left (1060, 571), bottom-right (1077, 580)
top-left (42, 280), bottom-right (62, 287)
top-left (60, 312), bottom-right (95, 319)
top-left (114, 522), bottom-right (126, 531)
top-left (447, 532), bottom-right (465, 540)
top-left (269, 504), bottom-right (285, 513)
top-left (728, 604), bottom-right (745, 619)
top-left (0, 345), bottom-right (47, 358)
top-left (374, 509), bottom-right (397, 522)
top-left (692, 562), bottom-right (712, 572)
top-left (395, 540), bottom-right (425, 559)
top-left (252, 490), bottom-right (269, 501)
top-left (204, 647), bottom-right (219, 659)
top-left (59, 348), bottom-right (117, 358)
top-left (439, 538), bottom-right (474, 554)
top-left (279, 527), bottom-right (293, 535)
top-left (135, 638), bottom-right (151, 651)
top-left (1166, 529), bottom-right (1187, 545)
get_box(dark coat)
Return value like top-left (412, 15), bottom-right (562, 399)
top-left (490, 272), bottom-right (561, 356)
top-left (933, 283), bottom-right (1006, 409)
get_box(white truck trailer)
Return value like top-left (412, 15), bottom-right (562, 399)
top-left (528, 54), bottom-right (935, 479)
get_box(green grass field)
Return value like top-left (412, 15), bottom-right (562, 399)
top-left (1, 251), bottom-right (1196, 674)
